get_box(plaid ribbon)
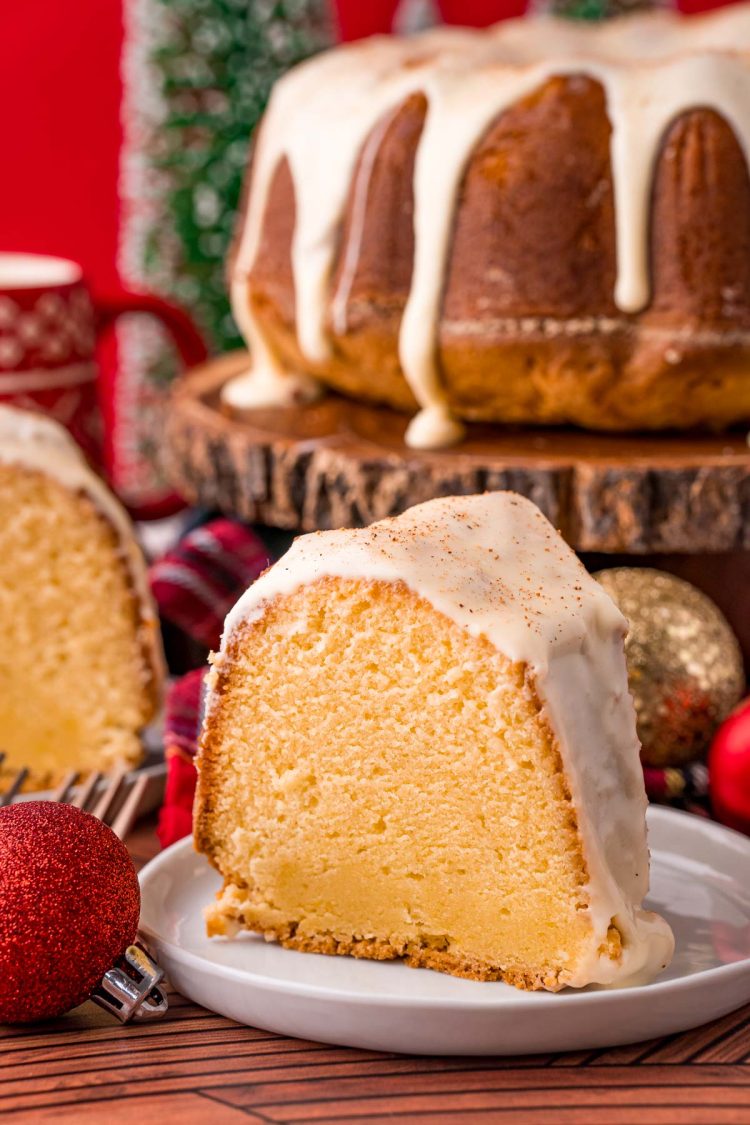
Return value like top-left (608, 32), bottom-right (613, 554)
top-left (151, 518), bottom-right (712, 849)
top-left (157, 669), bottom-right (206, 849)
top-left (150, 518), bottom-right (271, 649)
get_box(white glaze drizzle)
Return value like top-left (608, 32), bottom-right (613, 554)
top-left (0, 405), bottom-right (166, 689)
top-left (227, 6), bottom-right (750, 448)
top-left (218, 491), bottom-right (674, 988)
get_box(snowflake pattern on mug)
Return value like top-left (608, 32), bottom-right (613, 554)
top-left (0, 281), bottom-right (101, 463)
top-left (0, 285), bottom-right (96, 371)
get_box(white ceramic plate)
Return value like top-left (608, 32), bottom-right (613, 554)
top-left (139, 807), bottom-right (750, 1055)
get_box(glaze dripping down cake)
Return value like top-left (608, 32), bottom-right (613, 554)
top-left (225, 5), bottom-right (750, 449)
top-left (0, 406), bottom-right (165, 789)
top-left (195, 492), bottom-right (674, 990)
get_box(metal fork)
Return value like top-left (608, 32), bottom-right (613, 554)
top-left (0, 753), bottom-right (27, 806)
top-left (0, 756), bottom-right (149, 840)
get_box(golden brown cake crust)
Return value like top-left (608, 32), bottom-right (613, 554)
top-left (243, 77), bottom-right (750, 431)
top-left (203, 909), bottom-right (623, 992)
top-left (226, 919), bottom-right (574, 991)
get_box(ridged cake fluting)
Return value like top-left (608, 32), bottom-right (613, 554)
top-left (226, 6), bottom-right (750, 447)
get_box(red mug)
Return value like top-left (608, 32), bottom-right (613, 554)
top-left (0, 252), bottom-right (207, 517)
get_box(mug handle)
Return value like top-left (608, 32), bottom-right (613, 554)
top-left (95, 290), bottom-right (209, 521)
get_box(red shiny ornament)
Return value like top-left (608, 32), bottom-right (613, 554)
top-left (0, 802), bottom-right (140, 1024)
top-left (709, 697), bottom-right (750, 836)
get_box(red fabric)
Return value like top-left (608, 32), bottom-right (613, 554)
top-left (164, 667), bottom-right (207, 758)
top-left (157, 668), bottom-right (206, 850)
top-left (150, 518), bottom-right (270, 650)
top-left (157, 747), bottom-right (201, 852)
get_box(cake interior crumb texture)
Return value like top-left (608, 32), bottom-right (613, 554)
top-left (0, 465), bottom-right (156, 788)
top-left (196, 577), bottom-right (622, 990)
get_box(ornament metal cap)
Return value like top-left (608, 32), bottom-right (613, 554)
top-left (90, 940), bottom-right (168, 1023)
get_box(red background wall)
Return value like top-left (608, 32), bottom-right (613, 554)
top-left (0, 1), bottom-right (124, 299)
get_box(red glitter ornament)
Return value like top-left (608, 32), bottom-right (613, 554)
top-left (0, 802), bottom-right (141, 1023)
top-left (709, 697), bottom-right (750, 836)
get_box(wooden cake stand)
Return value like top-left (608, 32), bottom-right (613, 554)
top-left (165, 351), bottom-right (750, 555)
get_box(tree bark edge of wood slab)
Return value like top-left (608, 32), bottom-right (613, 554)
top-left (164, 352), bottom-right (750, 555)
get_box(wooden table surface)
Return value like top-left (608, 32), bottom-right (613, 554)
top-left (1, 818), bottom-right (748, 1125)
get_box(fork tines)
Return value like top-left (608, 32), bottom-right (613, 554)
top-left (0, 752), bottom-right (29, 809)
top-left (4, 761), bottom-right (148, 840)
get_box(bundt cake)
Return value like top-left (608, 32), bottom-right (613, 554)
top-left (225, 5), bottom-right (750, 448)
top-left (0, 406), bottom-right (165, 789)
top-left (195, 491), bottom-right (674, 990)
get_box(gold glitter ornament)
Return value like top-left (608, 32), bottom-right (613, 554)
top-left (594, 568), bottom-right (745, 768)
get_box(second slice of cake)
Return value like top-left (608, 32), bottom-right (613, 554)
top-left (195, 492), bottom-right (673, 991)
